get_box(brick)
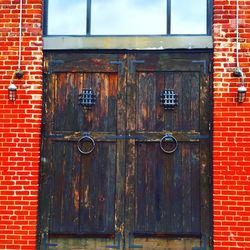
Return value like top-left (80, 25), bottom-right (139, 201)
top-left (0, 0), bottom-right (42, 249)
top-left (213, 0), bottom-right (250, 249)
top-left (1, 0), bottom-right (250, 250)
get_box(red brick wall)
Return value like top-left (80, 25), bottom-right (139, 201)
top-left (213, 0), bottom-right (250, 249)
top-left (0, 0), bottom-right (43, 249)
top-left (1, 0), bottom-right (250, 250)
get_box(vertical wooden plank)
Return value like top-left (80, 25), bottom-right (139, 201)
top-left (54, 73), bottom-right (82, 131)
top-left (137, 72), bottom-right (147, 131)
top-left (146, 73), bottom-right (157, 131)
top-left (108, 73), bottom-right (118, 131)
top-left (136, 143), bottom-right (173, 233)
top-left (79, 143), bottom-right (116, 233)
top-left (105, 142), bottom-right (118, 229)
top-left (92, 73), bottom-right (103, 131)
top-left (191, 143), bottom-right (201, 233)
top-left (199, 55), bottom-right (213, 249)
top-left (190, 73), bottom-right (200, 131)
top-left (172, 72), bottom-right (182, 131)
top-left (114, 53), bottom-right (126, 242)
top-left (181, 73), bottom-right (192, 131)
top-left (37, 65), bottom-right (56, 248)
top-left (181, 143), bottom-right (192, 233)
top-left (85, 73), bottom-right (118, 132)
top-left (96, 143), bottom-right (116, 232)
top-left (135, 143), bottom-right (147, 232)
top-left (154, 143), bottom-right (167, 232)
top-left (51, 142), bottom-right (80, 233)
top-left (170, 143), bottom-right (183, 233)
top-left (79, 143), bottom-right (93, 232)
top-left (37, 138), bottom-right (54, 249)
top-left (155, 72), bottom-right (165, 131)
top-left (162, 149), bottom-right (173, 233)
top-left (100, 73), bottom-right (109, 130)
top-left (125, 53), bottom-right (137, 243)
top-left (82, 72), bottom-right (94, 131)
top-left (146, 143), bottom-right (156, 232)
top-left (164, 72), bottom-right (174, 131)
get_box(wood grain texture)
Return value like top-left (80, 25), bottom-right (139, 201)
top-left (126, 52), bottom-right (212, 249)
top-left (39, 53), bottom-right (120, 249)
top-left (38, 52), bottom-right (212, 250)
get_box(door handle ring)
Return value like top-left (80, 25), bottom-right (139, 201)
top-left (160, 134), bottom-right (178, 154)
top-left (77, 135), bottom-right (95, 155)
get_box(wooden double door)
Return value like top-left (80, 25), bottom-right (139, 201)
top-left (38, 52), bottom-right (212, 250)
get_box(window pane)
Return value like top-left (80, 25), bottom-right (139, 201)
top-left (47, 0), bottom-right (87, 35)
top-left (91, 0), bottom-right (167, 35)
top-left (171, 0), bottom-right (207, 34)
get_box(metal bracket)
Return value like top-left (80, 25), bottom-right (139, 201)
top-left (48, 60), bottom-right (64, 74)
top-left (128, 232), bottom-right (143, 249)
top-left (44, 232), bottom-right (58, 248)
top-left (43, 134), bottom-right (64, 139)
top-left (110, 61), bottom-right (125, 77)
top-left (192, 236), bottom-right (207, 250)
top-left (129, 60), bottom-right (145, 74)
top-left (189, 135), bottom-right (209, 140)
top-left (106, 135), bottom-right (145, 140)
top-left (106, 233), bottom-right (122, 249)
top-left (192, 60), bottom-right (207, 76)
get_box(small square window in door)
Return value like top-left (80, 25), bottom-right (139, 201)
top-left (160, 89), bottom-right (178, 110)
top-left (79, 88), bottom-right (96, 111)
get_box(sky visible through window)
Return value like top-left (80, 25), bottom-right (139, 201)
top-left (171, 0), bottom-right (207, 34)
top-left (47, 0), bottom-right (207, 35)
top-left (91, 0), bottom-right (167, 35)
top-left (48, 0), bottom-right (87, 35)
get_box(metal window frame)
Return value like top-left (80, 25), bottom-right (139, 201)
top-left (43, 0), bottom-right (213, 50)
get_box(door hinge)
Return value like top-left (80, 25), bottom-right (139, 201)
top-left (208, 176), bottom-right (212, 186)
top-left (110, 61), bottom-right (125, 77)
top-left (208, 62), bottom-right (213, 74)
top-left (192, 60), bottom-right (207, 76)
top-left (208, 122), bottom-right (212, 132)
top-left (128, 232), bottom-right (143, 248)
top-left (129, 60), bottom-right (145, 74)
top-left (106, 233), bottom-right (122, 249)
top-left (43, 231), bottom-right (58, 248)
top-left (209, 236), bottom-right (213, 247)
top-left (192, 236), bottom-right (207, 250)
top-left (45, 60), bottom-right (64, 74)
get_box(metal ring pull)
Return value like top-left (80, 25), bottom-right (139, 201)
top-left (77, 135), bottom-right (95, 155)
top-left (160, 134), bottom-right (178, 154)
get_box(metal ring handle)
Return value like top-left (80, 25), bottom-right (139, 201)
top-left (77, 136), bottom-right (95, 155)
top-left (160, 134), bottom-right (178, 154)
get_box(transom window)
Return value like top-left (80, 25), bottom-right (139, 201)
top-left (45, 0), bottom-right (211, 36)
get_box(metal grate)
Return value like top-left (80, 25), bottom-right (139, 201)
top-left (79, 88), bottom-right (96, 111)
top-left (160, 89), bottom-right (178, 110)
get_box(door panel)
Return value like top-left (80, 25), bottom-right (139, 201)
top-left (136, 71), bottom-right (200, 131)
top-left (38, 53), bottom-right (125, 249)
top-left (135, 142), bottom-right (201, 234)
top-left (50, 141), bottom-right (116, 234)
top-left (38, 52), bottom-right (212, 250)
top-left (53, 72), bottom-right (118, 132)
top-left (126, 53), bottom-right (212, 250)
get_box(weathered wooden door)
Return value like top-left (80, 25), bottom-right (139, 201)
top-left (38, 52), bottom-right (212, 250)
